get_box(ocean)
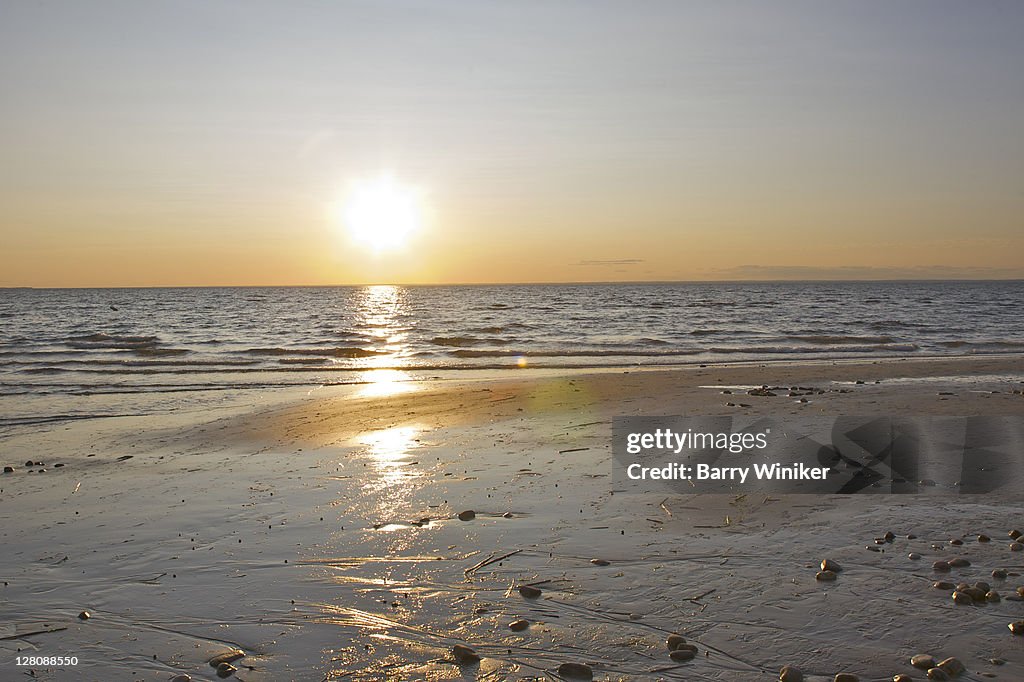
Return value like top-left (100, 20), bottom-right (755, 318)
top-left (2, 281), bottom-right (1022, 430)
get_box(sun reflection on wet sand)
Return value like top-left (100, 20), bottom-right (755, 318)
top-left (355, 368), bottom-right (417, 398)
top-left (357, 425), bottom-right (422, 489)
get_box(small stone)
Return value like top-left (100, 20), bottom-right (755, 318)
top-left (669, 648), bottom-right (696, 662)
top-left (908, 553), bottom-right (921, 560)
top-left (502, 512), bottom-right (513, 518)
top-left (978, 534), bottom-right (991, 542)
top-left (964, 586), bottom-right (987, 601)
top-left (948, 558), bottom-right (970, 567)
top-left (2, 466), bottom-right (13, 473)
top-left (78, 610), bottom-right (90, 620)
top-left (911, 654), bottom-right (936, 669)
top-left (1017, 586), bottom-right (1024, 598)
top-left (974, 581), bottom-right (991, 592)
top-left (933, 581), bottom-right (955, 590)
top-left (518, 585), bottom-right (542, 599)
top-left (53, 463), bottom-right (64, 468)
top-left (780, 665), bottom-right (804, 682)
top-left (816, 570), bottom-right (838, 581)
top-left (987, 590), bottom-right (1001, 602)
top-left (893, 675), bottom-right (912, 682)
top-left (907, 534), bottom-right (918, 539)
top-left (170, 676), bottom-right (192, 682)
top-left (457, 510), bottom-right (476, 521)
top-left (936, 657), bottom-right (964, 676)
top-left (1010, 542), bottom-right (1023, 551)
top-left (590, 559), bottom-right (610, 566)
top-left (474, 607), bottom-right (488, 614)
top-left (1010, 529), bottom-right (1022, 540)
top-left (452, 644), bottom-right (480, 664)
top-left (933, 561), bottom-right (951, 572)
top-left (215, 663), bottom-right (237, 679)
top-left (509, 619), bottom-right (529, 632)
top-left (992, 568), bottom-right (1008, 579)
top-left (990, 658), bottom-right (1006, 665)
top-left (1009, 620), bottom-right (1024, 635)
top-left (834, 674), bottom-right (859, 682)
top-left (949, 538), bottom-right (963, 545)
top-left (884, 531), bottom-right (896, 542)
top-left (24, 460), bottom-right (33, 467)
top-left (666, 634), bottom-right (687, 650)
top-left (209, 650), bottom-right (244, 667)
top-left (951, 591), bottom-right (973, 605)
top-left (820, 559), bottom-right (842, 572)
top-left (926, 668), bottom-right (950, 681)
top-left (557, 662), bottom-right (594, 679)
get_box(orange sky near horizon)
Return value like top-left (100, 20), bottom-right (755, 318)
top-left (2, 2), bottom-right (1023, 287)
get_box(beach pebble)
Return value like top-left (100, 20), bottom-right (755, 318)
top-left (964, 586), bottom-right (987, 601)
top-left (452, 644), bottom-right (480, 664)
top-left (933, 581), bottom-right (955, 590)
top-left (557, 662), bottom-right (594, 679)
top-left (816, 570), bottom-right (838, 581)
top-left (974, 581), bottom-right (991, 592)
top-left (1009, 621), bottom-right (1024, 635)
top-left (2, 466), bottom-right (13, 473)
top-left (669, 648), bottom-right (696, 662)
top-left (666, 634), bottom-right (687, 650)
top-left (990, 658), bottom-right (1006, 665)
top-left (926, 668), bottom-right (950, 681)
top-left (509, 619), bottom-right (529, 631)
top-left (911, 654), bottom-right (936, 669)
top-left (932, 561), bottom-right (951, 572)
top-left (78, 610), bottom-right (91, 620)
top-left (457, 510), bottom-right (476, 521)
top-left (937, 657), bottom-right (964, 676)
top-left (907, 534), bottom-right (918, 539)
top-left (951, 590), bottom-right (973, 605)
top-left (834, 674), bottom-right (859, 682)
top-left (502, 512), bottom-right (513, 518)
top-left (978, 534), bottom-right (991, 542)
top-left (1017, 586), bottom-right (1024, 598)
top-left (209, 650), bottom-right (244, 667)
top-left (987, 590), bottom-right (1001, 602)
top-left (779, 665), bottom-right (804, 682)
top-left (590, 559), bottom-right (610, 566)
top-left (1009, 529), bottom-right (1022, 540)
top-left (908, 553), bottom-right (921, 560)
top-left (518, 585), bottom-right (542, 599)
top-left (884, 531), bottom-right (896, 542)
top-left (24, 460), bottom-right (33, 467)
top-left (948, 558), bottom-right (970, 567)
top-left (948, 538), bottom-right (963, 546)
top-left (820, 559), bottom-right (842, 572)
top-left (1010, 542), bottom-right (1023, 551)
top-left (893, 675), bottom-right (912, 682)
top-left (992, 568), bottom-right (1008, 579)
top-left (169, 676), bottom-right (192, 682)
top-left (215, 662), bottom-right (237, 679)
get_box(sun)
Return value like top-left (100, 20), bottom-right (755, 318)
top-left (341, 176), bottom-right (422, 252)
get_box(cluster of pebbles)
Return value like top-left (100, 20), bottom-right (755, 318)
top-left (781, 528), bottom-right (1024, 681)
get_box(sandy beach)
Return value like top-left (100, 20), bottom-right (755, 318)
top-left (1, 355), bottom-right (1023, 681)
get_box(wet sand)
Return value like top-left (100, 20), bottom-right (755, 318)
top-left (2, 355), bottom-right (1024, 681)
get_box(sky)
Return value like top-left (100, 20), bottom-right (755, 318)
top-left (1, 0), bottom-right (1023, 286)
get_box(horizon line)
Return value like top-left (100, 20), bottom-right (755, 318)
top-left (3, 277), bottom-right (1024, 290)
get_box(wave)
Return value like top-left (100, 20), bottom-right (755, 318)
top-left (66, 332), bottom-right (161, 349)
top-left (937, 340), bottom-right (1024, 350)
top-left (787, 335), bottom-right (896, 345)
top-left (429, 336), bottom-right (512, 348)
top-left (243, 347), bottom-right (389, 358)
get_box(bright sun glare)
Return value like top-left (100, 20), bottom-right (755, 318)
top-left (341, 176), bottom-right (422, 252)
